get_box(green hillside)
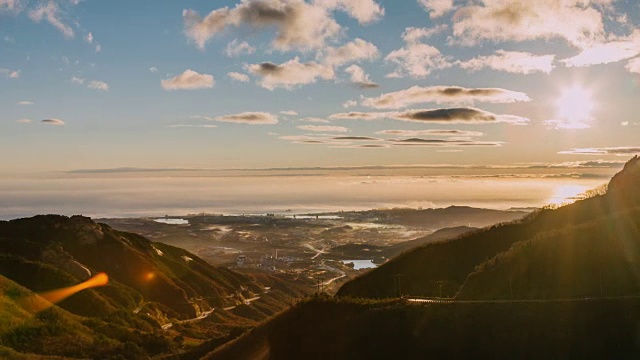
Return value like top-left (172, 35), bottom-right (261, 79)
top-left (0, 215), bottom-right (309, 358)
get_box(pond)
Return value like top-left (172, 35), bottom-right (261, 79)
top-left (153, 218), bottom-right (189, 225)
top-left (342, 259), bottom-right (377, 270)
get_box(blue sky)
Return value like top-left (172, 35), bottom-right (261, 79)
top-left (2, 0), bottom-right (640, 173)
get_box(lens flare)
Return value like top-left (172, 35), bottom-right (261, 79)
top-left (38, 272), bottom-right (109, 306)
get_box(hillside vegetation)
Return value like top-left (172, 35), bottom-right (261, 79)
top-left (338, 156), bottom-right (640, 300)
top-left (0, 215), bottom-right (308, 358)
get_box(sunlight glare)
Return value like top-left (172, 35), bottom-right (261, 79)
top-left (556, 85), bottom-right (594, 126)
top-left (547, 185), bottom-right (589, 207)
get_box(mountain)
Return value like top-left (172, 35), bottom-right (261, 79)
top-left (330, 226), bottom-right (476, 261)
top-left (201, 156), bottom-right (640, 359)
top-left (337, 156), bottom-right (640, 299)
top-left (0, 215), bottom-right (308, 358)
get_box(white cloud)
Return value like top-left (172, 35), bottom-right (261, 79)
top-left (297, 125), bottom-right (349, 132)
top-left (300, 117), bottom-right (330, 123)
top-left (15, 119), bottom-right (32, 124)
top-left (161, 69), bottom-right (215, 90)
top-left (28, 1), bottom-right (74, 38)
top-left (418, 0), bottom-right (454, 19)
top-left (85, 32), bottom-right (93, 44)
top-left (376, 129), bottom-right (484, 137)
top-left (228, 72), bottom-right (250, 82)
top-left (562, 30), bottom-right (640, 67)
top-left (87, 80), bottom-right (109, 91)
top-left (246, 57), bottom-right (334, 90)
top-left (280, 110), bottom-right (298, 116)
top-left (17, 100), bottom-right (34, 105)
top-left (452, 0), bottom-right (605, 48)
top-left (183, 0), bottom-right (341, 51)
top-left (626, 57), bottom-right (640, 73)
top-left (544, 119), bottom-right (591, 130)
top-left (149, 66), bottom-right (158, 73)
top-left (169, 124), bottom-right (218, 129)
top-left (329, 111), bottom-right (389, 121)
top-left (559, 147), bottom-right (640, 156)
top-left (385, 40), bottom-right (450, 78)
top-left (342, 99), bottom-right (357, 108)
top-left (344, 64), bottom-right (378, 88)
top-left (362, 86), bottom-right (530, 109)
top-left (321, 38), bottom-right (379, 67)
top-left (41, 118), bottom-right (65, 126)
top-left (402, 25), bottom-right (448, 43)
top-left (95, 44), bottom-right (101, 52)
top-left (70, 76), bottom-right (85, 85)
top-left (0, 68), bottom-right (20, 78)
top-left (314, 0), bottom-right (384, 24)
top-left (216, 112), bottom-right (278, 125)
top-left (459, 50), bottom-right (555, 74)
top-left (225, 39), bottom-right (256, 57)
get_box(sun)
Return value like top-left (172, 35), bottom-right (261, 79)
top-left (556, 85), bottom-right (594, 125)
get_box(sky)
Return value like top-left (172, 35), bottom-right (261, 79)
top-left (1, 0), bottom-right (640, 217)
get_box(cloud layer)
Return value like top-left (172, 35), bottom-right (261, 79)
top-left (216, 112), bottom-right (278, 124)
top-left (362, 86), bottom-right (530, 109)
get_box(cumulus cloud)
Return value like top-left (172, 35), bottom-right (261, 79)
top-left (329, 111), bottom-right (389, 121)
top-left (544, 119), bottom-right (591, 130)
top-left (299, 117), bottom-right (330, 123)
top-left (627, 57), bottom-right (640, 73)
top-left (298, 125), bottom-right (349, 132)
top-left (402, 25), bottom-right (448, 43)
top-left (459, 50), bottom-right (556, 74)
top-left (71, 77), bottom-right (85, 85)
top-left (0, 68), bottom-right (20, 78)
top-left (28, 1), bottom-right (74, 38)
top-left (168, 124), bottom-right (218, 128)
top-left (562, 30), bottom-right (640, 67)
top-left (392, 107), bottom-right (529, 125)
top-left (17, 100), bottom-right (34, 105)
top-left (321, 38), bottom-right (379, 67)
top-left (389, 137), bottom-right (502, 147)
top-left (161, 69), bottom-right (215, 90)
top-left (342, 99), bottom-right (358, 108)
top-left (183, 0), bottom-right (341, 51)
top-left (362, 86), bottom-right (530, 109)
top-left (225, 39), bottom-right (256, 57)
top-left (216, 112), bottom-right (278, 124)
top-left (227, 71), bottom-right (250, 82)
top-left (418, 0), bottom-right (454, 18)
top-left (385, 37), bottom-right (450, 78)
top-left (87, 80), bottom-right (109, 91)
top-left (344, 64), bottom-right (378, 88)
top-left (41, 118), bottom-right (65, 125)
top-left (376, 129), bottom-right (484, 137)
top-left (314, 0), bottom-right (384, 24)
top-left (559, 147), bottom-right (640, 156)
top-left (246, 57), bottom-right (334, 90)
top-left (452, 0), bottom-right (605, 48)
